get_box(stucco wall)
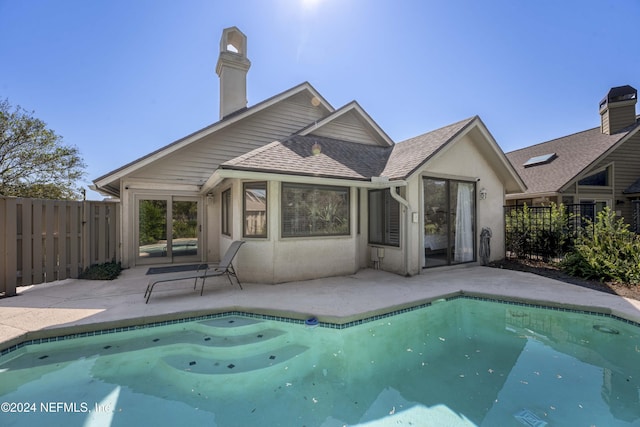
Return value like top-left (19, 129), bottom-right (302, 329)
top-left (400, 132), bottom-right (506, 275)
top-left (213, 180), bottom-right (363, 284)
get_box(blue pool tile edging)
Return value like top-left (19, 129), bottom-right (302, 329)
top-left (2, 296), bottom-right (640, 357)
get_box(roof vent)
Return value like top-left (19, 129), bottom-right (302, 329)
top-left (523, 153), bottom-right (556, 168)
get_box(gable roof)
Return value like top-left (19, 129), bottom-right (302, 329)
top-left (92, 82), bottom-right (333, 196)
top-left (219, 115), bottom-right (525, 194)
top-left (296, 101), bottom-right (394, 146)
top-left (221, 134), bottom-right (391, 180)
top-left (382, 117), bottom-right (475, 179)
top-left (219, 120), bottom-right (473, 182)
top-left (506, 120), bottom-right (640, 197)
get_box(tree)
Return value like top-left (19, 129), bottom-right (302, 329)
top-left (0, 99), bottom-right (86, 199)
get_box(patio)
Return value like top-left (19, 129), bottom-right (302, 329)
top-left (2, 265), bottom-right (640, 353)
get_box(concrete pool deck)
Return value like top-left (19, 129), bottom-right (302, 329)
top-left (2, 264), bottom-right (640, 352)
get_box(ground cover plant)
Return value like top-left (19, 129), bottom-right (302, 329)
top-left (79, 261), bottom-right (122, 280)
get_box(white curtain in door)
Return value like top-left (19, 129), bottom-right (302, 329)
top-left (454, 183), bottom-right (473, 262)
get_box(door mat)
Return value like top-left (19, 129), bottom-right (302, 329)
top-left (146, 264), bottom-right (208, 275)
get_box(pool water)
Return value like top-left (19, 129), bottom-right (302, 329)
top-left (1, 298), bottom-right (640, 426)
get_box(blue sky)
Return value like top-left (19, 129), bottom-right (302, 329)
top-left (1, 0), bottom-right (639, 200)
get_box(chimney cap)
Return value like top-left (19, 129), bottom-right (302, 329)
top-left (600, 85), bottom-right (637, 110)
top-left (220, 26), bottom-right (247, 56)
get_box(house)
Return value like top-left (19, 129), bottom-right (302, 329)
top-left (93, 27), bottom-right (525, 283)
top-left (505, 85), bottom-right (640, 231)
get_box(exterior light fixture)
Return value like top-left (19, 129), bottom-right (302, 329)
top-left (479, 188), bottom-right (487, 200)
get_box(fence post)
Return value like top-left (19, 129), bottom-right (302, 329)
top-left (69, 202), bottom-right (80, 278)
top-left (31, 199), bottom-right (43, 284)
top-left (43, 200), bottom-right (55, 282)
top-left (2, 198), bottom-right (17, 296)
top-left (80, 200), bottom-right (88, 271)
top-left (0, 198), bottom-right (4, 294)
top-left (19, 199), bottom-right (30, 286)
top-left (57, 201), bottom-right (68, 280)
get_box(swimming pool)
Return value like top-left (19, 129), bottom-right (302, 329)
top-left (1, 297), bottom-right (639, 426)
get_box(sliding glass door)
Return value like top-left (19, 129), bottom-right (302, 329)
top-left (136, 196), bottom-right (200, 264)
top-left (423, 178), bottom-right (475, 268)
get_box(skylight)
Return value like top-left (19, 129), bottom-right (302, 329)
top-left (523, 153), bottom-right (557, 167)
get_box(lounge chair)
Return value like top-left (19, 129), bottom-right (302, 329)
top-left (144, 241), bottom-right (245, 303)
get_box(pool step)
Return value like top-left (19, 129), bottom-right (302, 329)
top-left (161, 343), bottom-right (309, 374)
top-left (7, 317), bottom-right (298, 369)
top-left (194, 327), bottom-right (287, 348)
top-left (159, 316), bottom-right (310, 375)
top-left (199, 316), bottom-right (264, 330)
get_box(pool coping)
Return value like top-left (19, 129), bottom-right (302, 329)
top-left (3, 289), bottom-right (640, 358)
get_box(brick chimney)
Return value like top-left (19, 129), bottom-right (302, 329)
top-left (216, 27), bottom-right (251, 120)
top-left (599, 85), bottom-right (637, 134)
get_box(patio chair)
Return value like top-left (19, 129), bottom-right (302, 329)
top-left (144, 241), bottom-right (245, 303)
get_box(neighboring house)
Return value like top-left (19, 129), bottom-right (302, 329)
top-left (506, 85), bottom-right (640, 231)
top-left (93, 27), bottom-right (524, 283)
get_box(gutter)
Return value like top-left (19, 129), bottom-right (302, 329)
top-left (201, 169), bottom-right (408, 194)
top-left (388, 184), bottom-right (411, 276)
top-left (88, 184), bottom-right (119, 199)
top-left (373, 176), bottom-right (411, 276)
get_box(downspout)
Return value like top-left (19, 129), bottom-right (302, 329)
top-left (389, 186), bottom-right (411, 276)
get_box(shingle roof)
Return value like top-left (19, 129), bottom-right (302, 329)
top-left (221, 118), bottom-right (476, 181)
top-left (505, 124), bottom-right (636, 196)
top-left (221, 135), bottom-right (392, 180)
top-left (382, 117), bottom-right (475, 179)
top-left (624, 177), bottom-right (640, 194)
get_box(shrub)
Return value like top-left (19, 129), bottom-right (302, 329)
top-left (79, 261), bottom-right (122, 280)
top-left (561, 208), bottom-right (640, 284)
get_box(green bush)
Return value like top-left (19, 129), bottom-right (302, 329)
top-left (79, 261), bottom-right (122, 280)
top-left (561, 208), bottom-right (640, 284)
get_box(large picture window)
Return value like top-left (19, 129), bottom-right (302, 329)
top-left (281, 183), bottom-right (350, 237)
top-left (243, 182), bottom-right (267, 238)
top-left (368, 189), bottom-right (400, 246)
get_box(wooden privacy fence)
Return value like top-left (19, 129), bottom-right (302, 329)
top-left (0, 198), bottom-right (120, 296)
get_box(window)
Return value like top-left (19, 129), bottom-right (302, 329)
top-left (579, 199), bottom-right (609, 221)
top-left (221, 188), bottom-right (231, 236)
top-left (368, 189), bottom-right (400, 246)
top-left (243, 182), bottom-right (267, 237)
top-left (281, 183), bottom-right (350, 237)
top-left (578, 169), bottom-right (609, 186)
